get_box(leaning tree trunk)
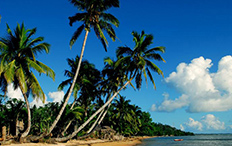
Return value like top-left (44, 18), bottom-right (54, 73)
top-left (47, 30), bottom-right (89, 136)
top-left (87, 102), bottom-right (112, 134)
top-left (86, 106), bottom-right (105, 134)
top-left (21, 92), bottom-right (31, 138)
top-left (61, 99), bottom-right (77, 136)
top-left (54, 78), bottom-right (133, 142)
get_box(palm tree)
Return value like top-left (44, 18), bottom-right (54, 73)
top-left (58, 55), bottom-right (101, 135)
top-left (5, 99), bottom-right (26, 136)
top-left (48, 0), bottom-right (119, 135)
top-left (0, 23), bottom-right (55, 138)
top-left (86, 57), bottom-right (127, 133)
top-left (116, 30), bottom-right (165, 89)
top-left (112, 96), bottom-right (135, 135)
top-left (54, 30), bottom-right (165, 141)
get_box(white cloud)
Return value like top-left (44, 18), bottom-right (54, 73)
top-left (153, 55), bottom-right (232, 112)
top-left (152, 93), bottom-right (189, 112)
top-left (181, 114), bottom-right (226, 132)
top-left (30, 96), bottom-right (48, 108)
top-left (5, 84), bottom-right (65, 107)
top-left (30, 91), bottom-right (65, 107)
top-left (201, 114), bottom-right (225, 130)
top-left (213, 55), bottom-right (232, 94)
top-left (6, 84), bottom-right (24, 101)
top-left (48, 91), bottom-right (64, 104)
top-left (184, 117), bottom-right (203, 131)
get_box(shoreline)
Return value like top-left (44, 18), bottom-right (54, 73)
top-left (2, 136), bottom-right (154, 146)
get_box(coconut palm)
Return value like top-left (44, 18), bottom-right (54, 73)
top-left (55, 30), bottom-right (165, 141)
top-left (49, 0), bottom-right (119, 135)
top-left (58, 55), bottom-right (101, 135)
top-left (86, 57), bottom-right (127, 133)
top-left (112, 96), bottom-right (135, 135)
top-left (0, 23), bottom-right (55, 138)
top-left (116, 30), bottom-right (165, 89)
top-left (5, 99), bottom-right (26, 136)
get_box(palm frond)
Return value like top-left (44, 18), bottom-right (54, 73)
top-left (135, 72), bottom-right (142, 89)
top-left (145, 53), bottom-right (166, 62)
top-left (58, 79), bottom-right (72, 90)
top-left (146, 68), bottom-right (156, 89)
top-left (36, 61), bottom-right (55, 81)
top-left (16, 65), bottom-right (27, 93)
top-left (145, 59), bottom-right (164, 77)
top-left (28, 73), bottom-right (45, 103)
top-left (141, 34), bottom-right (153, 51)
top-left (100, 13), bottom-right (119, 27)
top-left (116, 46), bottom-right (132, 58)
top-left (99, 20), bottom-right (116, 41)
top-left (68, 0), bottom-right (86, 10)
top-left (4, 60), bottom-right (16, 83)
top-left (104, 0), bottom-right (120, 9)
top-left (70, 24), bottom-right (85, 48)
top-left (32, 42), bottom-right (50, 55)
top-left (69, 13), bottom-right (87, 26)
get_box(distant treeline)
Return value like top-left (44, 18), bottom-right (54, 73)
top-left (0, 98), bottom-right (194, 137)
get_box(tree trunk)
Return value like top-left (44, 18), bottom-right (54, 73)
top-left (97, 103), bottom-right (111, 125)
top-left (55, 78), bottom-right (133, 142)
top-left (87, 102), bottom-right (112, 134)
top-left (61, 99), bottom-right (76, 136)
top-left (2, 126), bottom-right (6, 141)
top-left (21, 93), bottom-right (31, 138)
top-left (47, 30), bottom-right (89, 136)
top-left (86, 107), bottom-right (105, 134)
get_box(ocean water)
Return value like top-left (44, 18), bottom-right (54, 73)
top-left (138, 134), bottom-right (232, 146)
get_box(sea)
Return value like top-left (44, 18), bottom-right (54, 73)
top-left (138, 134), bottom-right (232, 146)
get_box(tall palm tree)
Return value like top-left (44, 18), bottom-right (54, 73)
top-left (55, 30), bottom-right (165, 142)
top-left (116, 30), bottom-right (165, 89)
top-left (86, 57), bottom-right (127, 133)
top-left (48, 0), bottom-right (119, 135)
top-left (0, 23), bottom-right (55, 138)
top-left (58, 55), bottom-right (101, 135)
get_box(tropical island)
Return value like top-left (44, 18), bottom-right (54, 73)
top-left (0, 0), bottom-right (194, 145)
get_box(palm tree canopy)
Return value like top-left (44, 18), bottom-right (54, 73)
top-left (68, 0), bottom-right (120, 51)
top-left (0, 23), bottom-right (55, 102)
top-left (58, 55), bottom-right (101, 100)
top-left (116, 30), bottom-right (166, 89)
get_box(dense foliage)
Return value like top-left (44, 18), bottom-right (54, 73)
top-left (0, 98), bottom-right (193, 138)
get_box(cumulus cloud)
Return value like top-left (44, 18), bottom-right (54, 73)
top-left (181, 114), bottom-right (225, 132)
top-left (6, 84), bottom-right (24, 101)
top-left (5, 84), bottom-right (65, 107)
top-left (151, 93), bottom-right (189, 112)
top-left (48, 91), bottom-right (64, 104)
top-left (201, 114), bottom-right (225, 130)
top-left (30, 91), bottom-right (64, 107)
top-left (30, 96), bottom-right (48, 108)
top-left (184, 117), bottom-right (203, 131)
top-left (152, 55), bottom-right (232, 112)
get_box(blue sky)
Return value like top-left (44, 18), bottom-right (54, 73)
top-left (1, 0), bottom-right (232, 133)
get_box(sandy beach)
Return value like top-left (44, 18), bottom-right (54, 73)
top-left (2, 136), bottom-right (152, 146)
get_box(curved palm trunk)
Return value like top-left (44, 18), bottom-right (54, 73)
top-left (20, 92), bottom-right (31, 138)
top-left (87, 102), bottom-right (111, 134)
top-left (61, 98), bottom-right (76, 136)
top-left (47, 30), bottom-right (89, 136)
top-left (86, 107), bottom-right (105, 134)
top-left (54, 78), bottom-right (133, 142)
